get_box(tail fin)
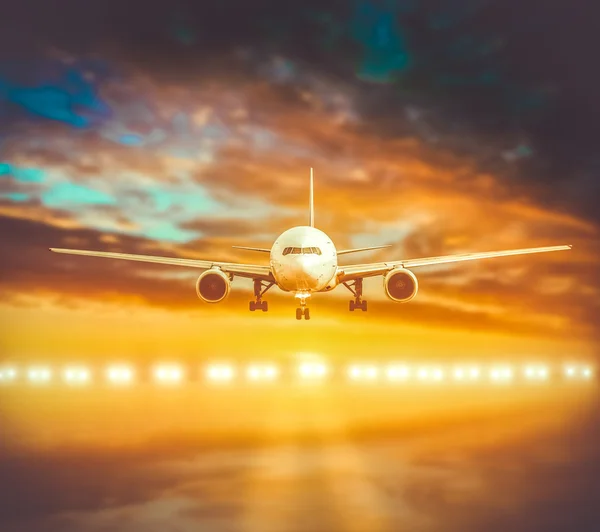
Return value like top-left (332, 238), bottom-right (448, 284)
top-left (309, 167), bottom-right (314, 227)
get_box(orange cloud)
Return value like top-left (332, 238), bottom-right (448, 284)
top-left (0, 62), bottom-right (598, 368)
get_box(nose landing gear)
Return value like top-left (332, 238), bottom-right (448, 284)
top-left (295, 307), bottom-right (310, 320)
top-left (249, 279), bottom-right (274, 312)
top-left (343, 278), bottom-right (367, 312)
top-left (295, 293), bottom-right (311, 320)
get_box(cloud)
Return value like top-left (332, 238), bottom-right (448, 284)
top-left (1, 5), bottom-right (599, 532)
top-left (0, 0), bottom-right (598, 363)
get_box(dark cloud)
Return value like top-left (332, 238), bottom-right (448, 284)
top-left (0, 213), bottom-right (201, 308)
top-left (2, 0), bottom-right (599, 188)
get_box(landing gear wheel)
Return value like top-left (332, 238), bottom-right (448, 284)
top-left (296, 308), bottom-right (302, 320)
top-left (344, 279), bottom-right (367, 312)
top-left (249, 279), bottom-right (274, 312)
top-left (304, 308), bottom-right (310, 320)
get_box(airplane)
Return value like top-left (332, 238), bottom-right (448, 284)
top-left (49, 168), bottom-right (572, 320)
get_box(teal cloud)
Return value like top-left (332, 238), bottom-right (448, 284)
top-left (0, 163), bottom-right (45, 183)
top-left (42, 183), bottom-right (116, 207)
top-left (0, 192), bottom-right (29, 202)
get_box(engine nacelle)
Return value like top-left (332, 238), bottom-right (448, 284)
top-left (196, 269), bottom-right (231, 303)
top-left (384, 268), bottom-right (418, 303)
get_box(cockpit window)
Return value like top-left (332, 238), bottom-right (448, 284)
top-left (282, 246), bottom-right (322, 255)
top-left (283, 247), bottom-right (321, 255)
top-left (304, 247), bottom-right (321, 255)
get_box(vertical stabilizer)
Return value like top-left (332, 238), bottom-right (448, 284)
top-left (309, 167), bottom-right (315, 227)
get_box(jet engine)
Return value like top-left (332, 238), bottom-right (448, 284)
top-left (384, 268), bottom-right (418, 302)
top-left (196, 269), bottom-right (231, 303)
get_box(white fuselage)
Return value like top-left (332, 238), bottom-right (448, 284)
top-left (270, 226), bottom-right (338, 296)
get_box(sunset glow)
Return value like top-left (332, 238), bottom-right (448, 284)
top-left (1, 1), bottom-right (599, 530)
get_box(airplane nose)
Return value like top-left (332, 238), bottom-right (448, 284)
top-left (292, 256), bottom-right (318, 288)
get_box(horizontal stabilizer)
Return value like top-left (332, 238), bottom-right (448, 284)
top-left (337, 245), bottom-right (392, 255)
top-left (232, 246), bottom-right (271, 253)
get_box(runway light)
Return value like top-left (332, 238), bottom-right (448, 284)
top-left (347, 365), bottom-right (379, 382)
top-left (27, 367), bottom-right (52, 384)
top-left (298, 362), bottom-right (328, 380)
top-left (564, 364), bottom-right (594, 380)
top-left (454, 368), bottom-right (466, 380)
top-left (386, 365), bottom-right (410, 381)
top-left (470, 367), bottom-right (481, 379)
top-left (490, 366), bottom-right (513, 383)
top-left (206, 364), bottom-right (235, 382)
top-left (106, 365), bottom-right (134, 384)
top-left (63, 367), bottom-right (91, 385)
top-left (153, 364), bottom-right (184, 384)
top-left (246, 364), bottom-right (278, 382)
top-left (416, 367), bottom-right (444, 382)
top-left (453, 366), bottom-right (481, 382)
top-left (0, 367), bottom-right (17, 383)
top-left (524, 365), bottom-right (549, 381)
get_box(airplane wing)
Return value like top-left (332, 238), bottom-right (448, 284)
top-left (337, 245), bottom-right (392, 255)
top-left (337, 245), bottom-right (572, 282)
top-left (49, 248), bottom-right (274, 281)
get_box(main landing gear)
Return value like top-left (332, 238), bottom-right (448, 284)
top-left (343, 278), bottom-right (367, 312)
top-left (249, 279), bottom-right (274, 312)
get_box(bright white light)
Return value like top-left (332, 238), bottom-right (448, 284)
top-left (386, 365), bottom-right (410, 381)
top-left (347, 365), bottom-right (379, 381)
top-left (298, 362), bottom-right (328, 379)
top-left (246, 364), bottom-right (278, 382)
top-left (0, 367), bottom-right (17, 383)
top-left (563, 364), bottom-right (594, 380)
top-left (106, 365), bottom-right (134, 384)
top-left (453, 366), bottom-right (480, 381)
top-left (153, 365), bottom-right (184, 384)
top-left (27, 367), bottom-right (52, 383)
top-left (2, 360), bottom-right (596, 389)
top-left (432, 368), bottom-right (444, 381)
top-left (490, 366), bottom-right (513, 383)
top-left (524, 365), bottom-right (549, 381)
top-left (63, 367), bottom-right (90, 384)
top-left (415, 367), bottom-right (444, 382)
top-left (206, 364), bottom-right (235, 382)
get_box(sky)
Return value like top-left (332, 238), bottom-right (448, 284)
top-left (1, 0), bottom-right (600, 530)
